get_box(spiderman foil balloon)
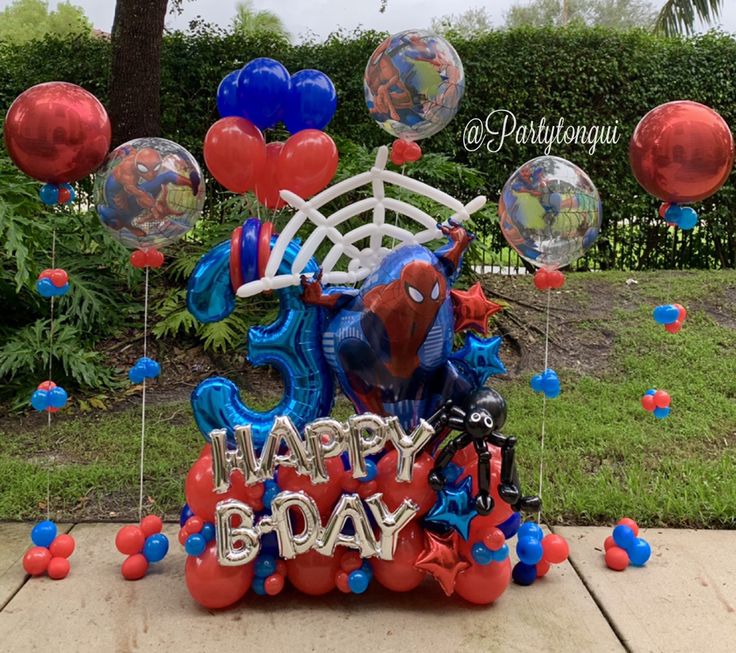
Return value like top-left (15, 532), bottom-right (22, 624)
top-left (302, 224), bottom-right (476, 429)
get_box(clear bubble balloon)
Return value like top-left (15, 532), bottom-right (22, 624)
top-left (499, 156), bottom-right (602, 269)
top-left (364, 29), bottom-right (464, 141)
top-left (94, 137), bottom-right (205, 250)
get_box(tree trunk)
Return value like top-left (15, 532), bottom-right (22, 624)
top-left (108, 0), bottom-right (168, 145)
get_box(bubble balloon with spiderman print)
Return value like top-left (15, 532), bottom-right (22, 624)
top-left (499, 155), bottom-right (602, 269)
top-left (364, 29), bottom-right (465, 142)
top-left (94, 137), bottom-right (205, 250)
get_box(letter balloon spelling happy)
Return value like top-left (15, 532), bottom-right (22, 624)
top-left (183, 147), bottom-right (544, 606)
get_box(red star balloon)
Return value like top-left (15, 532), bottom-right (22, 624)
top-left (451, 282), bottom-right (502, 335)
top-left (414, 530), bottom-right (469, 596)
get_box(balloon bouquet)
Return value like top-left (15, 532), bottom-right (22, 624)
top-left (4, 81), bottom-right (112, 581)
top-left (206, 57), bottom-right (339, 209)
top-left (179, 32), bottom-right (574, 609)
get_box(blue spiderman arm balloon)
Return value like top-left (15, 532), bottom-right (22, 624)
top-left (187, 218), bottom-right (334, 447)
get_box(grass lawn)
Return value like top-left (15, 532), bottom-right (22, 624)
top-left (1, 270), bottom-right (734, 527)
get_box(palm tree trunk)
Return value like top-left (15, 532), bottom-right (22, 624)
top-left (108, 0), bottom-right (169, 145)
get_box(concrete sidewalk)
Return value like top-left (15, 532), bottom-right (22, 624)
top-left (0, 523), bottom-right (732, 652)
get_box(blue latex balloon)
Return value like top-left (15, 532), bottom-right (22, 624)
top-left (654, 406), bottom-right (670, 420)
top-left (653, 304), bottom-right (679, 325)
top-left (664, 204), bottom-right (683, 224)
top-left (627, 538), bottom-right (651, 566)
top-left (35, 278), bottom-right (56, 298)
top-left (200, 522), bottom-right (215, 542)
top-left (128, 366), bottom-right (145, 384)
top-left (530, 374), bottom-right (544, 392)
top-left (284, 69), bottom-right (337, 133)
top-left (143, 533), bottom-right (169, 563)
top-left (348, 569), bottom-right (370, 594)
top-left (31, 390), bottom-right (49, 411)
top-left (492, 543), bottom-right (509, 562)
top-left (217, 69), bottom-right (242, 118)
top-left (498, 512), bottom-right (521, 539)
top-left (185, 533), bottom-right (206, 557)
top-left (361, 560), bottom-right (373, 578)
top-left (255, 555), bottom-right (277, 579)
top-left (39, 184), bottom-right (59, 205)
top-left (179, 504), bottom-right (193, 527)
top-left (236, 58), bottom-right (291, 129)
top-left (612, 524), bottom-right (635, 550)
top-left (137, 357), bottom-right (160, 379)
top-left (518, 521), bottom-right (544, 541)
top-left (31, 520), bottom-right (57, 547)
top-left (471, 542), bottom-right (493, 565)
top-left (48, 386), bottom-right (68, 409)
top-left (517, 536), bottom-right (544, 565)
top-left (360, 459), bottom-right (378, 483)
top-left (677, 207), bottom-right (698, 230)
top-left (512, 561), bottom-right (537, 586)
top-left (645, 388), bottom-right (656, 396)
top-left (252, 577), bottom-right (266, 595)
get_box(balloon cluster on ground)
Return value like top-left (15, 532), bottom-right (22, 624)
top-left (22, 521), bottom-right (75, 580)
top-left (115, 516), bottom-right (168, 580)
top-left (604, 518), bottom-right (651, 570)
top-left (653, 303), bottom-right (687, 334)
top-left (512, 522), bottom-right (569, 586)
top-left (641, 388), bottom-right (671, 419)
top-left (31, 381), bottom-right (68, 413)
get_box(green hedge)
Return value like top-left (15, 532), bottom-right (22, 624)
top-left (1, 27), bottom-right (736, 268)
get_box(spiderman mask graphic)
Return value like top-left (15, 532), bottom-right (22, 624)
top-left (301, 224), bottom-right (474, 429)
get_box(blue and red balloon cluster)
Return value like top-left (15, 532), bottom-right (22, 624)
top-left (22, 520), bottom-right (75, 580)
top-left (531, 368), bottom-right (561, 399)
top-left (604, 518), bottom-right (651, 570)
top-left (653, 302), bottom-right (687, 334)
top-left (512, 521), bottom-right (569, 586)
top-left (115, 516), bottom-right (169, 580)
top-left (31, 380), bottom-right (68, 413)
top-left (641, 388), bottom-right (671, 419)
top-left (36, 268), bottom-right (69, 298)
top-left (39, 182), bottom-right (75, 206)
top-left (659, 202), bottom-right (698, 231)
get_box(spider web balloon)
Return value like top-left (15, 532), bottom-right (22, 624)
top-left (236, 146), bottom-right (486, 299)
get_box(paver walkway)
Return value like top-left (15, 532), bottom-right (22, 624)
top-left (0, 523), bottom-right (732, 652)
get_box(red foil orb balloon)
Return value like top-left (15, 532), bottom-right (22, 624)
top-left (629, 101), bottom-right (734, 204)
top-left (4, 82), bottom-right (111, 184)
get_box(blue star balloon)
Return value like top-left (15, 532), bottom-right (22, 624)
top-left (424, 476), bottom-right (478, 540)
top-left (450, 333), bottom-right (506, 386)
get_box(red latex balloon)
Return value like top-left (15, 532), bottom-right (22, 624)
top-left (48, 556), bottom-right (71, 580)
top-left (23, 546), bottom-right (51, 576)
top-left (278, 457), bottom-right (344, 518)
top-left (122, 553), bottom-right (148, 580)
top-left (616, 517), bottom-right (639, 537)
top-left (185, 445), bottom-right (262, 521)
top-left (630, 101), bottom-right (734, 203)
top-left (641, 394), bottom-right (656, 412)
top-left (547, 270), bottom-right (565, 289)
top-left (255, 142), bottom-right (287, 209)
top-left (115, 525), bottom-right (145, 555)
top-left (49, 534), bottom-right (75, 559)
top-left (335, 570), bottom-right (351, 593)
top-left (483, 528), bottom-right (506, 552)
top-left (604, 535), bottom-right (616, 551)
top-left (4, 82), bottom-right (111, 184)
top-left (371, 521), bottom-right (425, 592)
top-left (665, 321), bottom-right (682, 334)
top-left (605, 546), bottom-right (629, 571)
top-left (454, 557), bottom-right (511, 605)
top-left (674, 304), bottom-right (687, 321)
top-left (140, 515), bottom-right (163, 537)
top-left (285, 548), bottom-right (340, 596)
top-left (375, 450), bottom-right (436, 517)
top-left (536, 559), bottom-right (551, 578)
top-left (542, 534), bottom-right (569, 564)
top-left (404, 141), bottom-right (422, 163)
top-left (185, 541), bottom-right (253, 609)
top-left (533, 268), bottom-right (550, 291)
top-left (50, 269), bottom-right (68, 287)
top-left (653, 390), bottom-right (671, 409)
top-left (277, 129), bottom-right (338, 199)
top-left (204, 117), bottom-right (266, 194)
top-left (264, 573), bottom-right (285, 596)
